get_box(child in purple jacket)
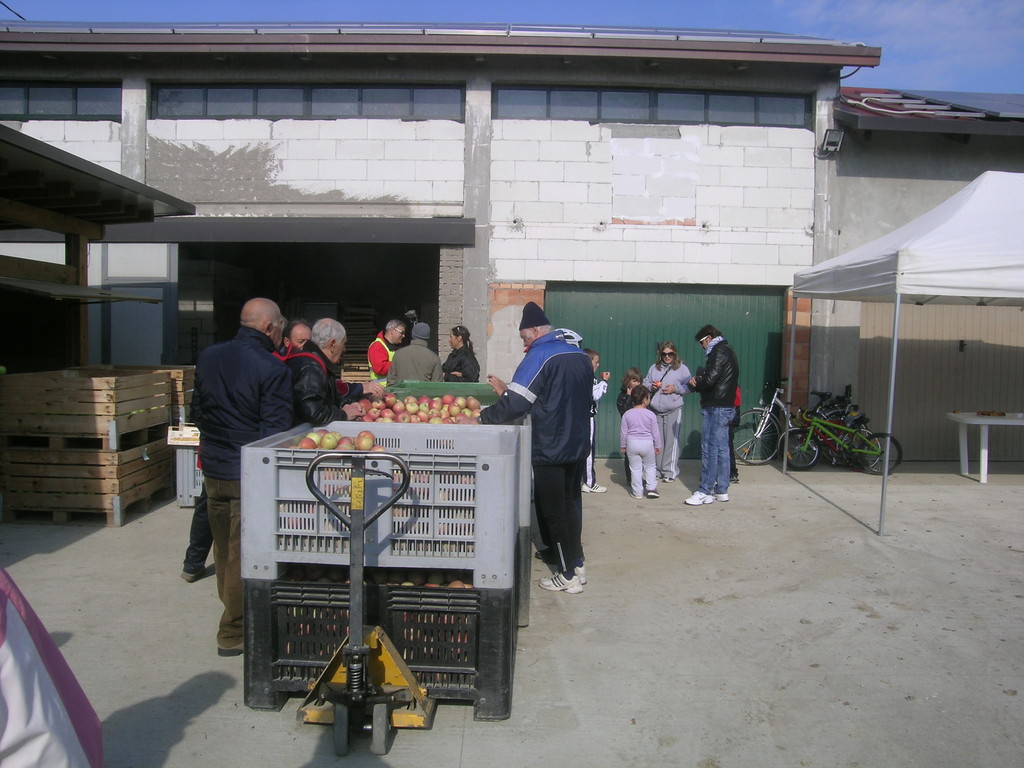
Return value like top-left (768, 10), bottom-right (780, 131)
top-left (620, 385), bottom-right (663, 499)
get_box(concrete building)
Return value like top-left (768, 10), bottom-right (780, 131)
top-left (2, 22), bottom-right (1022, 459)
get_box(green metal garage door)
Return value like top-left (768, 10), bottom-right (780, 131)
top-left (545, 283), bottom-right (785, 459)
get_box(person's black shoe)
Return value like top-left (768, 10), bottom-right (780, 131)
top-left (730, 474), bottom-right (740, 484)
top-left (533, 549), bottom-right (558, 565)
top-left (217, 642), bottom-right (244, 657)
top-left (181, 568), bottom-right (205, 583)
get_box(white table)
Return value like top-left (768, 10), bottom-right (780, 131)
top-left (946, 412), bottom-right (1024, 483)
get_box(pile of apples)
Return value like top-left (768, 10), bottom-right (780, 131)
top-left (282, 563), bottom-right (473, 588)
top-left (295, 429), bottom-right (378, 451)
top-left (360, 392), bottom-right (482, 425)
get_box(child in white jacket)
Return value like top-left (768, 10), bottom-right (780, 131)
top-left (620, 385), bottom-right (663, 499)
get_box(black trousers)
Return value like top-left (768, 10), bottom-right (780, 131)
top-left (182, 487), bottom-right (213, 573)
top-left (533, 456), bottom-right (586, 575)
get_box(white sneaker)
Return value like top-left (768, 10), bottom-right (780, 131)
top-left (582, 484), bottom-right (607, 494)
top-left (539, 572), bottom-right (583, 593)
top-left (713, 493), bottom-right (729, 502)
top-left (575, 565), bottom-right (587, 585)
top-left (629, 491), bottom-right (644, 499)
top-left (684, 491), bottom-right (715, 506)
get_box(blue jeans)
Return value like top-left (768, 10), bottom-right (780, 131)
top-left (699, 406), bottom-right (736, 495)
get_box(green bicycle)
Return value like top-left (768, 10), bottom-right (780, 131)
top-left (784, 401), bottom-right (902, 476)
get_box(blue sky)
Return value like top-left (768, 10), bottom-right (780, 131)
top-left (2, 1), bottom-right (1021, 94)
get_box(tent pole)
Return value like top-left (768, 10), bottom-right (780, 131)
top-left (878, 294), bottom-right (901, 535)
top-left (783, 291), bottom-right (798, 474)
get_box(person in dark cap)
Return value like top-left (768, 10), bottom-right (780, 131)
top-left (387, 321), bottom-right (443, 384)
top-left (478, 301), bottom-right (593, 594)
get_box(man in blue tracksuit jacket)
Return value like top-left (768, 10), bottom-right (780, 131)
top-left (480, 302), bottom-right (593, 594)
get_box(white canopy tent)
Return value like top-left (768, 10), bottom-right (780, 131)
top-left (789, 170), bottom-right (1024, 534)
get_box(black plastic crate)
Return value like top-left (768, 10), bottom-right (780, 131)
top-left (243, 579), bottom-right (515, 720)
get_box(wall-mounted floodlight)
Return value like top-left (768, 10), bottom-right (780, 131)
top-left (819, 128), bottom-right (845, 154)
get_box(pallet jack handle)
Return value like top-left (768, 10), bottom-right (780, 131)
top-left (304, 451), bottom-right (411, 531)
top-left (304, 451), bottom-right (412, 702)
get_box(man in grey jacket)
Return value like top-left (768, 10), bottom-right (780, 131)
top-left (387, 322), bottom-right (443, 384)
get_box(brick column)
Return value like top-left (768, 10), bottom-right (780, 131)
top-left (486, 282), bottom-right (546, 379)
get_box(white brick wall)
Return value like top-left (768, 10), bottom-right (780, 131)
top-left (18, 121), bottom-right (121, 171)
top-left (490, 119), bottom-right (815, 287)
top-left (143, 118), bottom-right (462, 205)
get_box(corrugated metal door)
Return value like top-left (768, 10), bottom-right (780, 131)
top-left (545, 282), bottom-right (785, 459)
top-left (859, 303), bottom-right (1024, 460)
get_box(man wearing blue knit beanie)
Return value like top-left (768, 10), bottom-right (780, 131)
top-left (479, 301), bottom-right (593, 594)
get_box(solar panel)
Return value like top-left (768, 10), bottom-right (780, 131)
top-left (902, 91), bottom-right (1024, 120)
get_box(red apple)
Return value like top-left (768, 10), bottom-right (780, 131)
top-left (397, 413), bottom-right (412, 423)
top-left (454, 396), bottom-right (467, 409)
top-left (448, 403), bottom-right (462, 417)
top-left (384, 393), bottom-right (397, 408)
top-left (441, 394), bottom-right (455, 406)
top-left (354, 430), bottom-right (376, 451)
top-left (298, 437), bottom-right (318, 449)
top-left (406, 402), bottom-right (419, 415)
top-left (305, 432), bottom-right (322, 446)
top-left (417, 410), bottom-right (430, 422)
top-left (392, 401), bottom-right (405, 414)
top-left (466, 396), bottom-right (480, 410)
top-left (379, 408), bottom-right (395, 420)
top-left (338, 436), bottom-right (354, 449)
top-left (430, 397), bottom-right (442, 410)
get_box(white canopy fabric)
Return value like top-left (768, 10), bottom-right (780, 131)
top-left (787, 170), bottom-right (1024, 535)
top-left (793, 171), bottom-right (1024, 307)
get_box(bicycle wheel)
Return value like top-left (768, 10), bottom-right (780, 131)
top-left (733, 408), bottom-right (782, 465)
top-left (855, 431), bottom-right (903, 475)
top-left (783, 429), bottom-right (820, 471)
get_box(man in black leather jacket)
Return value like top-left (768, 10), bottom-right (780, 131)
top-left (284, 318), bottom-right (384, 426)
top-left (685, 324), bottom-right (740, 506)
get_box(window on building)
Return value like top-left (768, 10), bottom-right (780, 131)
top-left (494, 86), bottom-right (809, 128)
top-left (0, 83), bottom-right (122, 120)
top-left (151, 84), bottom-right (464, 120)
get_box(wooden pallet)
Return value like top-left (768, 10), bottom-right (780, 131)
top-left (1, 477), bottom-right (173, 526)
top-left (0, 421), bottom-right (167, 453)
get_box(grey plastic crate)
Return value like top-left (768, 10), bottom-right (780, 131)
top-left (241, 421), bottom-right (530, 589)
top-left (174, 446), bottom-right (204, 507)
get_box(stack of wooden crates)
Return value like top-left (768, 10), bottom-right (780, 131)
top-left (0, 366), bottom-right (194, 526)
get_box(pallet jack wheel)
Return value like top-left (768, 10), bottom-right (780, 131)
top-left (370, 702), bottom-right (392, 755)
top-left (333, 704), bottom-right (350, 756)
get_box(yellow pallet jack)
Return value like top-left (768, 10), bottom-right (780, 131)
top-left (297, 451), bottom-right (436, 756)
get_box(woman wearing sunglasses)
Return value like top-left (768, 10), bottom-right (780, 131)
top-left (642, 341), bottom-right (692, 484)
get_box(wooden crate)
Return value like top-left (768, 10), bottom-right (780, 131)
top-left (0, 368), bottom-right (174, 525)
top-left (0, 368), bottom-right (171, 444)
top-left (71, 365), bottom-right (194, 424)
top-left (1, 434), bottom-right (172, 526)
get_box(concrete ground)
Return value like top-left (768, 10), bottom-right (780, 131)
top-left (1, 458), bottom-right (1022, 768)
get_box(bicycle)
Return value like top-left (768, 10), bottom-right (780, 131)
top-left (783, 395), bottom-right (903, 475)
top-left (733, 379), bottom-right (790, 465)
